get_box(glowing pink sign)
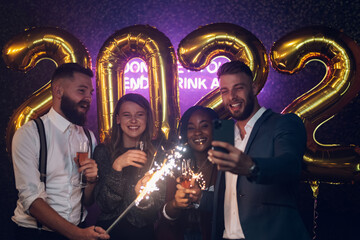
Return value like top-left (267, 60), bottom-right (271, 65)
top-left (124, 56), bottom-right (229, 114)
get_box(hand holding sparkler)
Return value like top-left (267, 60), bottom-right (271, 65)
top-left (106, 143), bottom-right (187, 234)
top-left (135, 173), bottom-right (151, 195)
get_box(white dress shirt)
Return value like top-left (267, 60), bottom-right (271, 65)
top-left (11, 107), bottom-right (96, 230)
top-left (223, 107), bottom-right (266, 239)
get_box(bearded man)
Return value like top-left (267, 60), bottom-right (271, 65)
top-left (206, 61), bottom-right (310, 240)
top-left (11, 63), bottom-right (109, 240)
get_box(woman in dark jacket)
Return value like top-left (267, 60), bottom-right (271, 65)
top-left (94, 93), bottom-right (164, 240)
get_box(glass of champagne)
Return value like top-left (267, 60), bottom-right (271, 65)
top-left (135, 140), bottom-right (145, 178)
top-left (180, 159), bottom-right (192, 189)
top-left (72, 140), bottom-right (89, 188)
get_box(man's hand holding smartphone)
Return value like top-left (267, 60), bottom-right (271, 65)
top-left (209, 119), bottom-right (255, 176)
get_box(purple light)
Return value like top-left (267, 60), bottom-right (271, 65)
top-left (124, 56), bottom-right (229, 114)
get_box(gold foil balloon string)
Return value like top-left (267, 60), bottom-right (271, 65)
top-left (309, 181), bottom-right (319, 240)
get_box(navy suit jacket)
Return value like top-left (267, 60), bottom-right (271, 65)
top-left (202, 109), bottom-right (310, 240)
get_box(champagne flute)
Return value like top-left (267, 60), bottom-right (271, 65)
top-left (72, 140), bottom-right (89, 188)
top-left (136, 140), bottom-right (144, 151)
top-left (135, 140), bottom-right (145, 178)
top-left (180, 159), bottom-right (192, 189)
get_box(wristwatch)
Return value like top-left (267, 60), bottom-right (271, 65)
top-left (248, 162), bottom-right (259, 179)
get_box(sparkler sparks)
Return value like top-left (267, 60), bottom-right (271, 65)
top-left (190, 171), bottom-right (206, 190)
top-left (106, 142), bottom-right (208, 234)
top-left (135, 144), bottom-right (187, 205)
top-left (106, 144), bottom-right (187, 233)
top-left (180, 167), bottom-right (206, 190)
top-left (180, 158), bottom-right (206, 190)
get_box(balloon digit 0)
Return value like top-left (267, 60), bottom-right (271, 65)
top-left (96, 25), bottom-right (180, 142)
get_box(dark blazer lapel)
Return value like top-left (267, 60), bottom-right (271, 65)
top-left (244, 109), bottom-right (273, 154)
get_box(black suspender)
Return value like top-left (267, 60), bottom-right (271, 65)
top-left (33, 118), bottom-right (47, 230)
top-left (33, 118), bottom-right (92, 229)
top-left (34, 118), bottom-right (48, 188)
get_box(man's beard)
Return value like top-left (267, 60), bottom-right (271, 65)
top-left (60, 94), bottom-right (88, 126)
top-left (230, 92), bottom-right (255, 121)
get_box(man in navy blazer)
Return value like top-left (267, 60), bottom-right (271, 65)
top-left (206, 61), bottom-right (310, 240)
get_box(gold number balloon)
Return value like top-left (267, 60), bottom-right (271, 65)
top-left (3, 27), bottom-right (91, 153)
top-left (96, 25), bottom-right (180, 142)
top-left (270, 26), bottom-right (360, 182)
top-left (177, 23), bottom-right (268, 118)
top-left (5, 25), bottom-right (360, 183)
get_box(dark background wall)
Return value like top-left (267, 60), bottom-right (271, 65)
top-left (1, 0), bottom-right (360, 239)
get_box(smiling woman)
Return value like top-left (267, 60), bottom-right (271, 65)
top-left (116, 101), bottom-right (147, 148)
top-left (93, 93), bottom-right (165, 240)
top-left (156, 106), bottom-right (219, 240)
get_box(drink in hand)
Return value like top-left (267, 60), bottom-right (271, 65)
top-left (180, 159), bottom-right (192, 189)
top-left (76, 152), bottom-right (88, 166)
top-left (180, 175), bottom-right (192, 188)
top-left (72, 140), bottom-right (89, 188)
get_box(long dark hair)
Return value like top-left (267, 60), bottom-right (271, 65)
top-left (107, 93), bottom-right (155, 161)
top-left (178, 106), bottom-right (218, 144)
top-left (178, 106), bottom-right (218, 168)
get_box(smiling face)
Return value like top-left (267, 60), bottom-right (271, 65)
top-left (116, 101), bottom-right (147, 147)
top-left (220, 72), bottom-right (257, 121)
top-left (186, 109), bottom-right (213, 153)
top-left (59, 72), bottom-right (94, 126)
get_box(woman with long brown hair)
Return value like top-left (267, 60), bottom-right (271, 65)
top-left (94, 93), bottom-right (164, 240)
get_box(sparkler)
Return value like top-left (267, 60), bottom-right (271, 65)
top-left (190, 171), bottom-right (206, 190)
top-left (180, 164), bottom-right (206, 190)
top-left (106, 144), bottom-right (187, 234)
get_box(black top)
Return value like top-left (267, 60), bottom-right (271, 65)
top-left (93, 144), bottom-right (165, 228)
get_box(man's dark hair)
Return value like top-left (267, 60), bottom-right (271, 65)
top-left (217, 60), bottom-right (253, 79)
top-left (51, 63), bottom-right (93, 82)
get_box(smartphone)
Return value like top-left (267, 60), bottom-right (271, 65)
top-left (212, 119), bottom-right (234, 153)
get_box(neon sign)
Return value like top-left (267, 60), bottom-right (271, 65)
top-left (124, 56), bottom-right (229, 113)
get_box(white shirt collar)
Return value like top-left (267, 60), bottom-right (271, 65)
top-left (246, 107), bottom-right (266, 130)
top-left (235, 107), bottom-right (266, 140)
top-left (48, 107), bottom-right (72, 133)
